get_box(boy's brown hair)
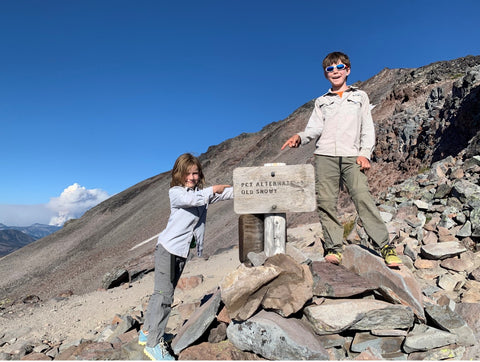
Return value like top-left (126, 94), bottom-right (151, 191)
top-left (322, 51), bottom-right (351, 69)
top-left (170, 153), bottom-right (205, 188)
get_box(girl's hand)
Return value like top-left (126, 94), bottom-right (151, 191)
top-left (213, 185), bottom-right (231, 194)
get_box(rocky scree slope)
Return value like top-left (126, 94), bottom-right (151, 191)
top-left (1, 153), bottom-right (480, 360)
top-left (0, 55), bottom-right (479, 307)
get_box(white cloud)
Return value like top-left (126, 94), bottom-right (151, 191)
top-left (47, 183), bottom-right (110, 226)
top-left (0, 204), bottom-right (54, 226)
top-left (0, 183), bottom-right (110, 227)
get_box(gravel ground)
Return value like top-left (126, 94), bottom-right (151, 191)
top-left (0, 247), bottom-right (240, 350)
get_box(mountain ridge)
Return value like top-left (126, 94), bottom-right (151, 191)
top-left (0, 54), bottom-right (479, 304)
top-left (0, 230), bottom-right (35, 258)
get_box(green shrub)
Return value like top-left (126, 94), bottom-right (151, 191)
top-left (343, 219), bottom-right (356, 238)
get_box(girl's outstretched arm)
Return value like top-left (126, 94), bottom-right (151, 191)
top-left (212, 184), bottom-right (231, 194)
top-left (170, 185), bottom-right (233, 208)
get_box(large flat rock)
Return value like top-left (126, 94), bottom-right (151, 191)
top-left (342, 245), bottom-right (425, 321)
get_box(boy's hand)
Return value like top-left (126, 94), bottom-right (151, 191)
top-left (213, 185), bottom-right (231, 194)
top-left (356, 156), bottom-right (371, 170)
top-left (281, 134), bottom-right (301, 150)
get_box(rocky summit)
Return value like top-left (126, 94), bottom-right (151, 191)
top-left (0, 55), bottom-right (480, 360)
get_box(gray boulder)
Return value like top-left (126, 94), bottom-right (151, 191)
top-left (421, 241), bottom-right (467, 260)
top-left (304, 299), bottom-right (414, 335)
top-left (403, 325), bottom-right (458, 353)
top-left (227, 310), bottom-right (328, 360)
top-left (171, 289), bottom-right (222, 354)
top-left (425, 304), bottom-right (476, 346)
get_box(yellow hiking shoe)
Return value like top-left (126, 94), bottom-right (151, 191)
top-left (325, 251), bottom-right (342, 265)
top-left (381, 245), bottom-right (403, 268)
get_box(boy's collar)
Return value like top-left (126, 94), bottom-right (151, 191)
top-left (326, 85), bottom-right (357, 95)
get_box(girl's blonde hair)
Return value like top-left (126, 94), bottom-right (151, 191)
top-left (170, 153), bottom-right (205, 188)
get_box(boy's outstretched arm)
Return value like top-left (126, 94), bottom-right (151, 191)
top-left (281, 134), bottom-right (301, 150)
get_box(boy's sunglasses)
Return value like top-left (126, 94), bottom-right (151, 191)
top-left (325, 64), bottom-right (347, 72)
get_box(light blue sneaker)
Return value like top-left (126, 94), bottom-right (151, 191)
top-left (144, 339), bottom-right (175, 361)
top-left (138, 330), bottom-right (147, 345)
top-left (139, 330), bottom-right (174, 345)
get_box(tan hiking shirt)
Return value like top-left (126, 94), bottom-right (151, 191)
top-left (298, 86), bottom-right (375, 159)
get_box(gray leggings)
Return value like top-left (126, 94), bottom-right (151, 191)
top-left (143, 243), bottom-right (186, 347)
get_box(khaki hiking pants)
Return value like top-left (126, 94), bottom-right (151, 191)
top-left (314, 155), bottom-right (389, 253)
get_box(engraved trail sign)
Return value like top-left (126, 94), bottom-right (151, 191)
top-left (233, 164), bottom-right (316, 214)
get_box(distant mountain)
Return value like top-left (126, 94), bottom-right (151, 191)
top-left (0, 223), bottom-right (61, 257)
top-left (0, 229), bottom-right (36, 257)
top-left (0, 55), bottom-right (479, 302)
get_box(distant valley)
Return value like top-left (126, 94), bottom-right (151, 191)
top-left (0, 223), bottom-right (61, 257)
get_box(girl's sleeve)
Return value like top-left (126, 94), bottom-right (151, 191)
top-left (169, 186), bottom-right (214, 208)
top-left (209, 186), bottom-right (234, 204)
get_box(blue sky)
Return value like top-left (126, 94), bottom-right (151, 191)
top-left (1, 0), bottom-right (479, 226)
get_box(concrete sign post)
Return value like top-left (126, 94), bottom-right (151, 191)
top-left (233, 163), bottom-right (315, 258)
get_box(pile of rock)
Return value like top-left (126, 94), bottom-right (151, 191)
top-left (1, 154), bottom-right (479, 360)
top-left (374, 154), bottom-right (480, 308)
top-left (164, 241), bottom-right (477, 360)
top-left (167, 153), bottom-right (480, 360)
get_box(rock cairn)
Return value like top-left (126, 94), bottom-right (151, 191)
top-left (1, 154), bottom-right (479, 360)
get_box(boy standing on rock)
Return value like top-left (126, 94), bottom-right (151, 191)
top-left (282, 51), bottom-right (402, 268)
